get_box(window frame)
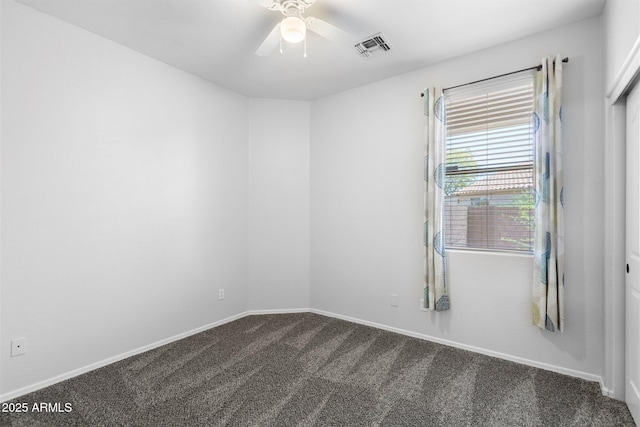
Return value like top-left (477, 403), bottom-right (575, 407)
top-left (442, 71), bottom-right (536, 254)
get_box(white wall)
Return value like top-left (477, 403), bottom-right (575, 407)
top-left (1, 0), bottom-right (250, 396)
top-left (603, 0), bottom-right (640, 92)
top-left (311, 17), bottom-right (605, 379)
top-left (248, 99), bottom-right (310, 311)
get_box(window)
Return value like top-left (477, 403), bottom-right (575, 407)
top-left (443, 72), bottom-right (535, 252)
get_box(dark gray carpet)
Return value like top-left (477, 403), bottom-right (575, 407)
top-left (0, 312), bottom-right (635, 426)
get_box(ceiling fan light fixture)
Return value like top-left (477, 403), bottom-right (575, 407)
top-left (281, 16), bottom-right (306, 43)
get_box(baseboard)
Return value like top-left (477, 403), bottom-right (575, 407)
top-left (598, 378), bottom-right (626, 400)
top-left (310, 308), bottom-right (604, 387)
top-left (600, 380), bottom-right (613, 398)
top-left (0, 311), bottom-right (250, 403)
top-left (2, 306), bottom-right (606, 402)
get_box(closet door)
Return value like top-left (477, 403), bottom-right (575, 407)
top-left (626, 80), bottom-right (640, 425)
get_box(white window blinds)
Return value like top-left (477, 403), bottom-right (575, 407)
top-left (444, 72), bottom-right (535, 252)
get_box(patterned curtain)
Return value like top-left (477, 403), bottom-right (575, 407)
top-left (423, 87), bottom-right (449, 311)
top-left (532, 55), bottom-right (564, 332)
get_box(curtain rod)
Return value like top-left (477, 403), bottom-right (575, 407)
top-left (420, 57), bottom-right (569, 97)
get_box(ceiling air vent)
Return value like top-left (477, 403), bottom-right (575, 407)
top-left (354, 33), bottom-right (392, 59)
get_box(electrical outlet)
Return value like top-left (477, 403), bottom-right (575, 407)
top-left (11, 338), bottom-right (26, 357)
top-left (218, 289), bottom-right (225, 300)
top-left (391, 294), bottom-right (399, 307)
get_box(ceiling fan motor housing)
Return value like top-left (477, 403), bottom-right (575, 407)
top-left (279, 0), bottom-right (315, 16)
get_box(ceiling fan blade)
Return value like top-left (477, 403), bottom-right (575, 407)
top-left (255, 23), bottom-right (281, 56)
top-left (305, 17), bottom-right (354, 46)
top-left (244, 0), bottom-right (279, 10)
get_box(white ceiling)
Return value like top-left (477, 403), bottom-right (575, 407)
top-left (16, 0), bottom-right (605, 100)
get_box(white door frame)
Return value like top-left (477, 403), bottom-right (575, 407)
top-left (604, 36), bottom-right (640, 400)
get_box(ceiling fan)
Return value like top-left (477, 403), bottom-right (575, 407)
top-left (246, 0), bottom-right (354, 56)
